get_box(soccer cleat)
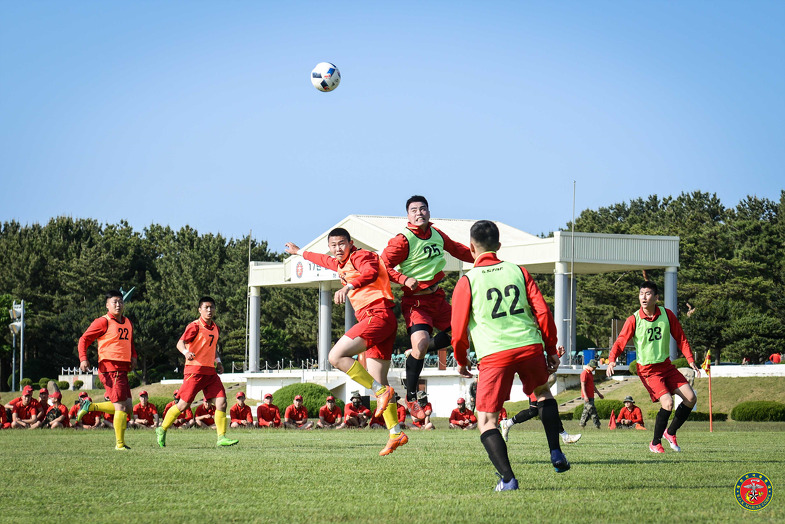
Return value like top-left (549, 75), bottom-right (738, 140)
top-left (115, 444), bottom-right (131, 451)
top-left (551, 449), bottom-right (571, 473)
top-left (407, 400), bottom-right (425, 420)
top-left (75, 397), bottom-right (92, 423)
top-left (156, 427), bottom-right (167, 448)
top-left (494, 477), bottom-right (519, 492)
top-left (217, 436), bottom-right (239, 447)
top-left (649, 442), bottom-right (665, 453)
top-left (374, 386), bottom-right (395, 418)
top-left (500, 419), bottom-right (512, 442)
top-left (663, 430), bottom-right (681, 451)
top-left (561, 432), bottom-right (582, 444)
top-left (379, 431), bottom-right (408, 456)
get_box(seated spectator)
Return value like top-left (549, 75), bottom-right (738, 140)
top-left (615, 396), bottom-right (645, 429)
top-left (44, 392), bottom-right (69, 428)
top-left (164, 390), bottom-right (194, 428)
top-left (449, 398), bottom-right (477, 430)
top-left (4, 385), bottom-right (34, 412)
top-left (0, 394), bottom-right (10, 429)
top-left (130, 390), bottom-right (158, 428)
top-left (317, 395), bottom-right (344, 429)
top-left (256, 393), bottom-right (282, 428)
top-left (770, 353), bottom-right (782, 364)
top-left (411, 391), bottom-right (434, 430)
top-left (194, 397), bottom-right (217, 429)
top-left (284, 394), bottom-right (313, 430)
top-left (230, 392), bottom-right (254, 428)
top-left (343, 391), bottom-right (371, 428)
top-left (11, 387), bottom-right (43, 429)
top-left (35, 388), bottom-right (50, 426)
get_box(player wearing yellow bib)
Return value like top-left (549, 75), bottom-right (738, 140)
top-left (608, 281), bottom-right (701, 453)
top-left (156, 296), bottom-right (238, 448)
top-left (451, 221), bottom-right (569, 491)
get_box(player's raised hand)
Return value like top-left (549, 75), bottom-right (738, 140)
top-left (606, 361), bottom-right (616, 377)
top-left (79, 360), bottom-right (90, 372)
top-left (284, 242), bottom-right (301, 255)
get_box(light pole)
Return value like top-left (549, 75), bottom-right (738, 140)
top-left (9, 300), bottom-right (24, 386)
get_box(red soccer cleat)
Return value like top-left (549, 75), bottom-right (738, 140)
top-left (374, 386), bottom-right (395, 418)
top-left (407, 400), bottom-right (425, 420)
top-left (379, 432), bottom-right (408, 456)
top-left (663, 430), bottom-right (681, 451)
top-left (649, 442), bottom-right (665, 453)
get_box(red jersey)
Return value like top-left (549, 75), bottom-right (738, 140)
top-left (319, 404), bottom-right (342, 424)
top-left (412, 402), bottom-right (433, 422)
top-left (770, 353), bottom-right (782, 364)
top-left (257, 404), bottom-right (281, 427)
top-left (344, 402), bottom-right (371, 419)
top-left (369, 412), bottom-right (385, 426)
top-left (46, 404), bottom-right (69, 427)
top-left (133, 402), bottom-right (158, 425)
top-left (397, 404), bottom-right (408, 423)
top-left (229, 404), bottom-right (253, 423)
top-left (180, 319), bottom-right (220, 375)
top-left (195, 403), bottom-right (216, 424)
top-left (580, 369), bottom-right (596, 399)
top-left (382, 223), bottom-right (473, 294)
top-left (12, 401), bottom-right (38, 421)
top-left (616, 406), bottom-right (643, 425)
top-left (78, 315), bottom-right (138, 372)
top-left (609, 307), bottom-right (695, 367)
top-left (285, 404), bottom-right (309, 424)
top-left (449, 408), bottom-right (477, 425)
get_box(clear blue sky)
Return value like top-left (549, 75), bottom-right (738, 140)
top-left (2, 1), bottom-right (783, 250)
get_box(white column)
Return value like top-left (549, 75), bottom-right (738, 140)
top-left (248, 287), bottom-right (261, 372)
top-left (319, 282), bottom-right (333, 371)
top-left (554, 262), bottom-right (571, 365)
top-left (664, 266), bottom-right (678, 360)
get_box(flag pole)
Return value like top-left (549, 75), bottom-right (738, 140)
top-left (708, 368), bottom-right (713, 432)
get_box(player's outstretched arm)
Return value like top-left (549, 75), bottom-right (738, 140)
top-left (284, 242), bottom-right (301, 255)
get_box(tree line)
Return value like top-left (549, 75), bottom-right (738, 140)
top-left (1, 190), bottom-right (782, 388)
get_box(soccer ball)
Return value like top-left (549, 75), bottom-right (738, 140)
top-left (311, 62), bottom-right (341, 92)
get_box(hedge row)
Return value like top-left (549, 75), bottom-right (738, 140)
top-left (645, 409), bottom-right (728, 422)
top-left (730, 401), bottom-right (785, 421)
top-left (572, 399), bottom-right (624, 420)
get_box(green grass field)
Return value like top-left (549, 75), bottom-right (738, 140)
top-left (2, 420), bottom-right (782, 523)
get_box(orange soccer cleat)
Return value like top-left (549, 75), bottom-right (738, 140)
top-left (374, 386), bottom-right (395, 418)
top-left (379, 432), bottom-right (408, 456)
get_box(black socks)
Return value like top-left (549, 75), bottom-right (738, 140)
top-left (481, 428), bottom-right (514, 482)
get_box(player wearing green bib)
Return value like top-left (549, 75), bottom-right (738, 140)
top-left (451, 220), bottom-right (569, 491)
top-left (608, 281), bottom-right (701, 453)
top-left (382, 195), bottom-right (474, 418)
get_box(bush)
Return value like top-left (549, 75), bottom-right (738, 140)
top-left (20, 378), bottom-right (32, 387)
top-left (731, 401), bottom-right (785, 422)
top-left (271, 383), bottom-right (343, 417)
top-left (573, 399), bottom-right (624, 420)
top-left (672, 357), bottom-right (688, 369)
top-left (128, 373), bottom-right (141, 389)
top-left (73, 380), bottom-right (84, 390)
top-left (559, 411), bottom-right (573, 421)
top-left (148, 396), bottom-right (173, 417)
top-left (38, 377), bottom-right (51, 390)
top-left (57, 381), bottom-right (70, 391)
top-left (628, 360), bottom-right (637, 375)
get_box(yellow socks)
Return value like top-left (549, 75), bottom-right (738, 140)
top-left (92, 401), bottom-right (115, 414)
top-left (383, 402), bottom-right (398, 431)
top-left (215, 410), bottom-right (227, 437)
top-left (113, 411), bottom-right (127, 448)
top-left (161, 405), bottom-right (181, 431)
top-left (347, 360), bottom-right (374, 389)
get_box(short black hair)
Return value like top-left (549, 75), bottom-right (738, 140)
top-left (199, 296), bottom-right (216, 308)
top-left (328, 227), bottom-right (351, 243)
top-left (470, 220), bottom-right (499, 251)
top-left (105, 290), bottom-right (123, 300)
top-left (640, 281), bottom-right (659, 295)
top-left (406, 195), bottom-right (429, 211)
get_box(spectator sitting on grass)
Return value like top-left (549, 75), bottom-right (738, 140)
top-left (284, 395), bottom-right (314, 430)
top-left (343, 391), bottom-right (371, 428)
top-left (35, 388), bottom-right (50, 426)
top-left (616, 396), bottom-right (646, 429)
top-left (256, 393), bottom-right (281, 428)
top-left (44, 392), bottom-right (69, 428)
top-left (410, 391), bottom-right (434, 430)
top-left (230, 392), bottom-right (254, 428)
top-left (449, 398), bottom-right (477, 430)
top-left (317, 395), bottom-right (345, 429)
top-left (130, 390), bottom-right (158, 428)
top-left (11, 387), bottom-right (42, 429)
top-left (195, 397), bottom-right (217, 429)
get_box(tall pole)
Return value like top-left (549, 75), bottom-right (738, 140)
top-left (19, 300), bottom-right (24, 385)
top-left (569, 181), bottom-right (576, 359)
top-left (11, 332), bottom-right (16, 392)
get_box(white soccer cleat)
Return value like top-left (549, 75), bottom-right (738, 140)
top-left (561, 432), bottom-right (582, 444)
top-left (500, 419), bottom-right (513, 442)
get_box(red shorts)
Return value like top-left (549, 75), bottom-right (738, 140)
top-left (638, 361), bottom-right (689, 402)
top-left (476, 352), bottom-right (549, 413)
top-left (99, 371), bottom-right (132, 403)
top-left (401, 288), bottom-right (451, 332)
top-left (178, 373), bottom-right (226, 405)
top-left (346, 307), bottom-right (397, 360)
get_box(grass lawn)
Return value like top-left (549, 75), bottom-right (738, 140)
top-left (2, 420), bottom-right (783, 523)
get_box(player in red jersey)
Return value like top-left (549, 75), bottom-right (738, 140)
top-left (44, 392), bottom-right (69, 428)
top-left (449, 398), bottom-right (477, 429)
top-left (130, 391), bottom-right (158, 428)
top-left (76, 290), bottom-right (137, 450)
top-left (381, 195), bottom-right (474, 419)
top-left (608, 281), bottom-right (701, 453)
top-left (409, 391), bottom-right (434, 430)
top-left (194, 397), bottom-right (217, 429)
top-left (452, 221), bottom-right (569, 491)
top-left (256, 393), bottom-right (281, 428)
top-left (230, 392), bottom-right (254, 428)
top-left (284, 395), bottom-right (313, 429)
top-left (343, 391), bottom-right (371, 428)
top-left (285, 228), bottom-right (405, 455)
top-left (157, 297), bottom-right (238, 448)
top-left (11, 387), bottom-right (42, 429)
top-left (317, 395), bottom-right (345, 429)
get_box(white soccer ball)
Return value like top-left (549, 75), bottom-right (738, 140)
top-left (311, 62), bottom-right (341, 92)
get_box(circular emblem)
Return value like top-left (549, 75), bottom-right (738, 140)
top-left (295, 261), bottom-right (304, 279)
top-left (735, 472), bottom-right (773, 511)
